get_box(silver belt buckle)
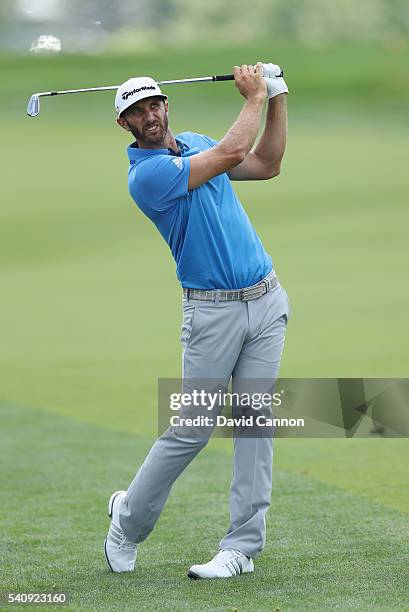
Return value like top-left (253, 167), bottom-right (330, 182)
top-left (263, 277), bottom-right (271, 293)
top-left (241, 276), bottom-right (271, 301)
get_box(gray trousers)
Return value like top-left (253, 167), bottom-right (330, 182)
top-left (119, 280), bottom-right (289, 559)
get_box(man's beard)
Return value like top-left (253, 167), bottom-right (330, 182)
top-left (129, 115), bottom-right (169, 147)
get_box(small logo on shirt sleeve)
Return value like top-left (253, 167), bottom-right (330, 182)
top-left (172, 157), bottom-right (183, 170)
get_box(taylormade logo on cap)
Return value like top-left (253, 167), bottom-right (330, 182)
top-left (115, 77), bottom-right (167, 117)
top-left (122, 85), bottom-right (156, 101)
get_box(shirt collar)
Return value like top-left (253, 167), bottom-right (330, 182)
top-left (127, 136), bottom-right (189, 162)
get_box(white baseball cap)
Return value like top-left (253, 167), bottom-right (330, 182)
top-left (115, 77), bottom-right (167, 118)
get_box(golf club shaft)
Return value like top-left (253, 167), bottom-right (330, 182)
top-left (35, 74), bottom-right (235, 98)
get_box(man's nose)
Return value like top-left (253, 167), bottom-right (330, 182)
top-left (144, 109), bottom-right (157, 122)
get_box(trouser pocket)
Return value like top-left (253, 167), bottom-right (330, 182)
top-left (180, 301), bottom-right (196, 348)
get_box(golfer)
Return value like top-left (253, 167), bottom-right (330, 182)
top-left (104, 62), bottom-right (290, 579)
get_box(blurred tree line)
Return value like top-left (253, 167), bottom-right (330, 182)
top-left (1, 0), bottom-right (408, 52)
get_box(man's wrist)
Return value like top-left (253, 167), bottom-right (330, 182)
top-left (268, 93), bottom-right (288, 104)
top-left (246, 93), bottom-right (265, 106)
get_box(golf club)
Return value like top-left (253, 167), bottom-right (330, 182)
top-left (26, 69), bottom-right (283, 117)
top-left (26, 74), bottom-right (237, 118)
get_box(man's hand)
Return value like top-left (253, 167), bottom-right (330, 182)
top-left (227, 63), bottom-right (288, 181)
top-left (234, 62), bottom-right (267, 101)
top-left (188, 64), bottom-right (266, 190)
top-left (262, 62), bottom-right (289, 98)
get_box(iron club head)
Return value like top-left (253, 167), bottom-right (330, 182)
top-left (27, 94), bottom-right (40, 117)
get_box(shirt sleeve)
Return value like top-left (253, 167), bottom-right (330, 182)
top-left (199, 134), bottom-right (219, 147)
top-left (130, 155), bottom-right (191, 212)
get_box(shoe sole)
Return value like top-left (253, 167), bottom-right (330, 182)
top-left (104, 538), bottom-right (114, 572)
top-left (187, 570), bottom-right (200, 580)
top-left (105, 490), bottom-right (126, 572)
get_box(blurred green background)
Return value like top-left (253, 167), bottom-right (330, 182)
top-left (1, 2), bottom-right (409, 609)
top-left (1, 42), bottom-right (408, 431)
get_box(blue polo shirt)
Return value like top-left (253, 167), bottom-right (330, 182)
top-left (127, 131), bottom-right (272, 289)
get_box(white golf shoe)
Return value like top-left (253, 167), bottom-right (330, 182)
top-left (188, 549), bottom-right (254, 579)
top-left (104, 490), bottom-right (137, 573)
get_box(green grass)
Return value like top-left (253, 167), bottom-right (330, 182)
top-left (1, 404), bottom-right (408, 611)
top-left (1, 43), bottom-right (409, 609)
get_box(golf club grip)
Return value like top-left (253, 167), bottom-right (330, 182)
top-left (214, 74), bottom-right (235, 81)
top-left (213, 70), bottom-right (283, 82)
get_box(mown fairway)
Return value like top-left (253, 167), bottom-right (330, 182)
top-left (1, 43), bottom-right (408, 609)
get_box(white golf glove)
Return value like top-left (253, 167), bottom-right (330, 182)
top-left (262, 62), bottom-right (289, 98)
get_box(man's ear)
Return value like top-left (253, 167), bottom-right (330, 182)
top-left (164, 100), bottom-right (169, 114)
top-left (117, 116), bottom-right (130, 131)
